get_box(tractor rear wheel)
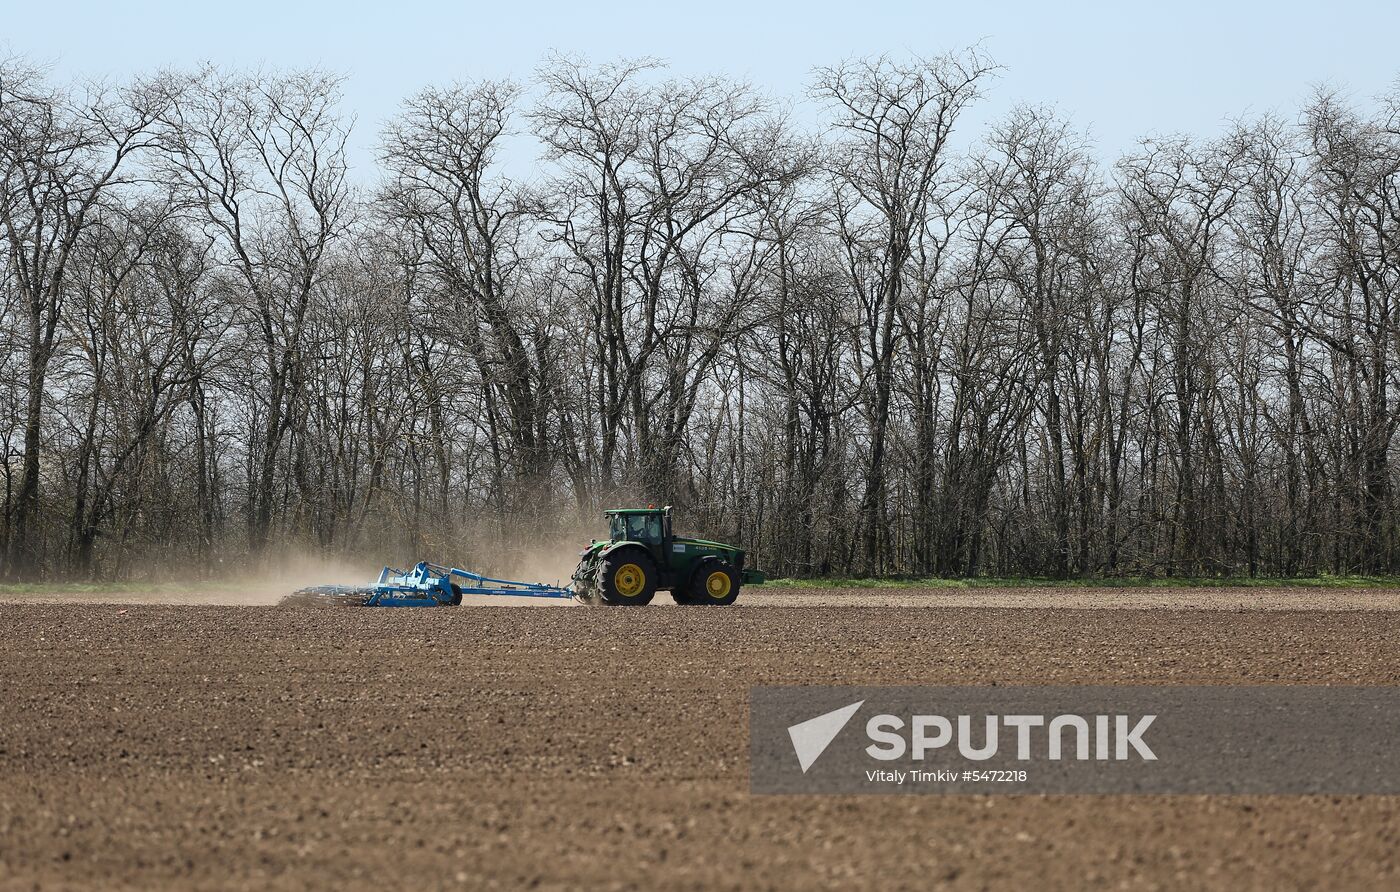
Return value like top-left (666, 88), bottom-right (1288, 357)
top-left (598, 549), bottom-right (658, 606)
top-left (687, 558), bottom-right (740, 606)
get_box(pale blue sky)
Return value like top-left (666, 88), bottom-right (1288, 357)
top-left (6, 0), bottom-right (1398, 179)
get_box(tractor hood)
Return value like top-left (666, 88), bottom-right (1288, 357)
top-left (580, 536), bottom-right (741, 554)
top-left (673, 536), bottom-right (743, 555)
top-left (578, 536), bottom-right (744, 562)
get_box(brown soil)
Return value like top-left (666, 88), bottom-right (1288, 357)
top-left (1, 594), bottom-right (1397, 890)
top-left (8, 584), bottom-right (1400, 611)
top-left (753, 585), bottom-right (1400, 610)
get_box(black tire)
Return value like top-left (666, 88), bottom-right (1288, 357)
top-left (449, 583), bottom-right (463, 606)
top-left (598, 548), bottom-right (658, 606)
top-left (687, 558), bottom-right (740, 606)
top-left (669, 589), bottom-right (696, 605)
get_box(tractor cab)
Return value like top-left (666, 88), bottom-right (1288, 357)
top-left (606, 506), bottom-right (671, 554)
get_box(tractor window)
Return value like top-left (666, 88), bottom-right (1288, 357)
top-left (609, 515), bottom-right (626, 540)
top-left (625, 514), bottom-right (662, 544)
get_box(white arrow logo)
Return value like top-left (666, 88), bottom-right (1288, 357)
top-left (787, 700), bottom-right (865, 773)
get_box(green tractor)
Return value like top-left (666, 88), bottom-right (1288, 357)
top-left (571, 506), bottom-right (765, 606)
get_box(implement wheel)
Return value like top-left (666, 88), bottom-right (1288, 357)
top-left (598, 549), bottom-right (657, 606)
top-left (688, 558), bottom-right (740, 606)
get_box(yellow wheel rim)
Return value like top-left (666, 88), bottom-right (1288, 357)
top-left (705, 570), bottom-right (732, 599)
top-left (615, 563), bottom-right (646, 597)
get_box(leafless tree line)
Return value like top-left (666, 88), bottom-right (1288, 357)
top-left (3, 50), bottom-right (1400, 580)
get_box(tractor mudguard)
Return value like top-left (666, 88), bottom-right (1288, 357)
top-left (596, 539), bottom-right (646, 559)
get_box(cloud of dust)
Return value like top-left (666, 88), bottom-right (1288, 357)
top-left (260, 513), bottom-right (606, 606)
top-left (443, 512), bottom-right (602, 608)
top-left (214, 551), bottom-right (380, 605)
top-left (32, 509), bottom-right (617, 607)
top-left (112, 551), bottom-right (384, 606)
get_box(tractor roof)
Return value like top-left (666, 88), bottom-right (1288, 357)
top-left (604, 507), bottom-right (667, 515)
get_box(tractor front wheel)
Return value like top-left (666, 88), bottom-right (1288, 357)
top-left (598, 550), bottom-right (658, 606)
top-left (687, 558), bottom-right (740, 606)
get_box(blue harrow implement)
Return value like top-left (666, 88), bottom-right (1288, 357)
top-left (284, 561), bottom-right (573, 607)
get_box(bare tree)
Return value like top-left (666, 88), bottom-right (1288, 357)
top-left (379, 80), bottom-right (557, 521)
top-left (1303, 90), bottom-right (1400, 571)
top-left (814, 50), bottom-right (995, 573)
top-left (533, 55), bottom-right (782, 505)
top-left (0, 59), bottom-right (171, 576)
top-left (156, 67), bottom-right (350, 555)
top-left (1117, 137), bottom-right (1243, 573)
